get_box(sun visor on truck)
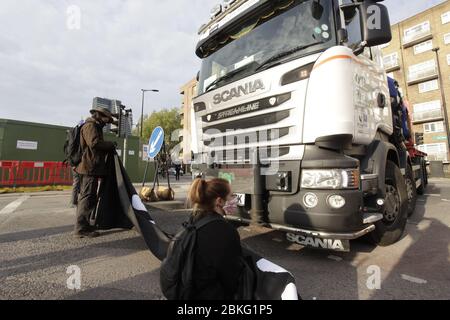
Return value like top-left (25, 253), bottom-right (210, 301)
top-left (196, 0), bottom-right (283, 58)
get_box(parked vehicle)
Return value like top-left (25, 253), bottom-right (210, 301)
top-left (168, 167), bottom-right (184, 176)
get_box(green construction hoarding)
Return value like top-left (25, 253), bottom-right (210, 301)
top-left (0, 119), bottom-right (154, 183)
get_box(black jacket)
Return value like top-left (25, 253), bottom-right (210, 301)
top-left (191, 212), bottom-right (243, 300)
top-left (76, 118), bottom-right (115, 176)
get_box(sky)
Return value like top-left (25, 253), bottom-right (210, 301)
top-left (0, 0), bottom-right (447, 128)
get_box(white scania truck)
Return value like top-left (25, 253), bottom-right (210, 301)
top-left (191, 0), bottom-right (428, 251)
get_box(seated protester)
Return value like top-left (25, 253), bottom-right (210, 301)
top-left (188, 178), bottom-right (243, 300)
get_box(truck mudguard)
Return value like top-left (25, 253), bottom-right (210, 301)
top-left (361, 139), bottom-right (400, 196)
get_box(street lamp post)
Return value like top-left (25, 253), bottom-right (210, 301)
top-left (140, 89), bottom-right (159, 138)
top-left (432, 47), bottom-right (450, 152)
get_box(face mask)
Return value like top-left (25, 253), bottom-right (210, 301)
top-left (222, 196), bottom-right (239, 215)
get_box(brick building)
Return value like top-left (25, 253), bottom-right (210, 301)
top-left (381, 0), bottom-right (450, 162)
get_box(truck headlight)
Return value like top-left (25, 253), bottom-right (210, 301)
top-left (301, 169), bottom-right (359, 190)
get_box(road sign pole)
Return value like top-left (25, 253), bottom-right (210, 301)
top-left (123, 137), bottom-right (128, 169)
top-left (164, 141), bottom-right (171, 190)
top-left (142, 160), bottom-right (149, 187)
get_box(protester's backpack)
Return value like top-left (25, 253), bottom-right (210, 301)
top-left (63, 123), bottom-right (84, 167)
top-left (159, 214), bottom-right (223, 300)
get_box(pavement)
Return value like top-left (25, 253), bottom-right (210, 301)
top-left (0, 177), bottom-right (449, 300)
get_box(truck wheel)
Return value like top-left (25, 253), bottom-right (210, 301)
top-left (405, 164), bottom-right (417, 217)
top-left (369, 161), bottom-right (408, 246)
top-left (417, 159), bottom-right (427, 195)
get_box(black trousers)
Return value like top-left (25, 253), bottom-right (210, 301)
top-left (71, 171), bottom-right (81, 205)
top-left (75, 175), bottom-right (98, 233)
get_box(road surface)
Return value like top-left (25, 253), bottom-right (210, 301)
top-left (0, 178), bottom-right (449, 300)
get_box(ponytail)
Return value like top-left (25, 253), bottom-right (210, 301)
top-left (188, 178), bottom-right (230, 213)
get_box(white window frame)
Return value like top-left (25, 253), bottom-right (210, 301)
top-left (418, 80), bottom-right (439, 93)
top-left (442, 11), bottom-right (450, 24)
top-left (414, 40), bottom-right (433, 55)
top-left (447, 54), bottom-right (450, 66)
top-left (423, 121), bottom-right (444, 133)
top-left (445, 33), bottom-right (450, 45)
top-left (383, 52), bottom-right (399, 69)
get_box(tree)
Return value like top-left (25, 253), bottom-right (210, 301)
top-left (138, 108), bottom-right (182, 152)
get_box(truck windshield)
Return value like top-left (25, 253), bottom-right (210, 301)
top-left (197, 0), bottom-right (335, 95)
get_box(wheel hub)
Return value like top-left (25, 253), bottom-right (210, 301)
top-left (384, 185), bottom-right (400, 223)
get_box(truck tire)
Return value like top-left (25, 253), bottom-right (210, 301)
top-left (369, 160), bottom-right (408, 246)
top-left (405, 164), bottom-right (417, 217)
top-left (417, 159), bottom-right (427, 195)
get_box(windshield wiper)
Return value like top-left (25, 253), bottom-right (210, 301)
top-left (255, 41), bottom-right (325, 72)
top-left (204, 62), bottom-right (257, 92)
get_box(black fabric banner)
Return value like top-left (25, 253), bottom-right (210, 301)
top-left (94, 154), bottom-right (299, 300)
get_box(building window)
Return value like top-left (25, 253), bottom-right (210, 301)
top-left (403, 21), bottom-right (431, 44)
top-left (414, 40), bottom-right (433, 55)
top-left (418, 79), bottom-right (439, 93)
top-left (447, 54), bottom-right (450, 66)
top-left (423, 121), bottom-right (444, 133)
top-left (413, 100), bottom-right (442, 122)
top-left (442, 11), bottom-right (450, 24)
top-left (445, 33), bottom-right (450, 45)
top-left (418, 143), bottom-right (448, 161)
top-left (383, 52), bottom-right (399, 69)
top-left (408, 59), bottom-right (437, 83)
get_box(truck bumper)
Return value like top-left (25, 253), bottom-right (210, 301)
top-left (199, 145), bottom-right (380, 236)
top-left (225, 214), bottom-right (375, 240)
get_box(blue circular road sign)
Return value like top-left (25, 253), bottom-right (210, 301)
top-left (148, 126), bottom-right (165, 158)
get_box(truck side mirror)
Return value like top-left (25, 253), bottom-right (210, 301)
top-left (360, 2), bottom-right (392, 47)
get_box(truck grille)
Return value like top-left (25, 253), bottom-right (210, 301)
top-left (202, 110), bottom-right (290, 133)
top-left (210, 147), bottom-right (290, 163)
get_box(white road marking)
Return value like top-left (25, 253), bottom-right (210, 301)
top-left (424, 194), bottom-right (441, 197)
top-left (401, 274), bottom-right (427, 284)
top-left (441, 199), bottom-right (450, 202)
top-left (327, 255), bottom-right (343, 262)
top-left (0, 196), bottom-right (30, 215)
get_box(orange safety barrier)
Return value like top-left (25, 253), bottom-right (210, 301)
top-left (0, 161), bottom-right (74, 187)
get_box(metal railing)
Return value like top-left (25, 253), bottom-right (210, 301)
top-left (407, 65), bottom-right (438, 83)
top-left (413, 109), bottom-right (443, 123)
top-left (403, 29), bottom-right (432, 46)
top-left (0, 161), bottom-right (73, 188)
